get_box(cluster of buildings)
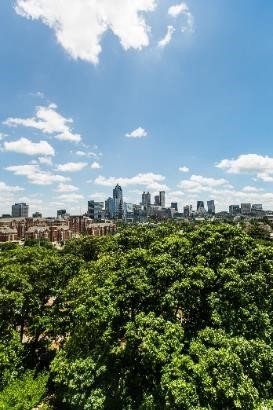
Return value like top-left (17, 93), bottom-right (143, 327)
top-left (1, 185), bottom-right (272, 244)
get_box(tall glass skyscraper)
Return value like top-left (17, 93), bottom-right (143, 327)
top-left (113, 184), bottom-right (123, 219)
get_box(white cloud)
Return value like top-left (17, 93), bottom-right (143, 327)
top-left (5, 164), bottom-right (69, 185)
top-left (0, 181), bottom-right (24, 193)
top-left (76, 150), bottom-right (98, 158)
top-left (38, 156), bottom-right (53, 166)
top-left (158, 26), bottom-right (175, 48)
top-left (179, 165), bottom-right (189, 173)
top-left (55, 183), bottom-right (79, 193)
top-left (4, 103), bottom-right (81, 142)
top-left (168, 2), bottom-right (194, 33)
top-left (15, 0), bottom-right (156, 65)
top-left (178, 175), bottom-right (232, 193)
top-left (90, 161), bottom-right (101, 169)
top-left (242, 186), bottom-right (264, 193)
top-left (216, 154), bottom-right (273, 182)
top-left (58, 193), bottom-right (84, 202)
top-left (56, 162), bottom-right (87, 172)
top-left (4, 137), bottom-right (55, 156)
top-left (95, 172), bottom-right (168, 191)
top-left (125, 127), bottom-right (148, 138)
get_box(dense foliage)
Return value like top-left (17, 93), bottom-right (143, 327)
top-left (1, 223), bottom-right (273, 409)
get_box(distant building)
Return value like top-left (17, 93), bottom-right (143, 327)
top-left (142, 192), bottom-right (151, 207)
top-left (154, 195), bottom-right (160, 206)
top-left (88, 200), bottom-right (104, 220)
top-left (159, 191), bottom-right (166, 208)
top-left (113, 184), bottom-right (123, 219)
top-left (57, 209), bottom-right (68, 218)
top-left (241, 203), bottom-right (251, 215)
top-left (32, 212), bottom-right (42, 218)
top-left (171, 202), bottom-right (178, 212)
top-left (229, 205), bottom-right (240, 216)
top-left (197, 201), bottom-right (205, 211)
top-left (124, 203), bottom-right (134, 223)
top-left (184, 205), bottom-right (192, 218)
top-left (12, 203), bottom-right (29, 218)
top-left (207, 200), bottom-right (215, 215)
top-left (105, 197), bottom-right (114, 219)
top-left (252, 204), bottom-right (263, 212)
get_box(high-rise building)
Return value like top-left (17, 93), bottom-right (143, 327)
top-left (154, 195), bottom-right (160, 206)
top-left (113, 184), bottom-right (123, 219)
top-left (12, 203), bottom-right (29, 218)
top-left (159, 191), bottom-right (165, 208)
top-left (207, 200), bottom-right (215, 215)
top-left (88, 200), bottom-right (104, 220)
top-left (229, 205), bottom-right (240, 216)
top-left (252, 204), bottom-right (263, 212)
top-left (105, 197), bottom-right (114, 219)
top-left (241, 203), bottom-right (251, 215)
top-left (171, 202), bottom-right (178, 212)
top-left (184, 205), bottom-right (192, 218)
top-left (142, 192), bottom-right (151, 207)
top-left (197, 201), bottom-right (205, 211)
top-left (124, 203), bottom-right (134, 222)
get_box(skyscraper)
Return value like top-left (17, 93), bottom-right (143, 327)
top-left (159, 191), bottom-right (165, 208)
top-left (88, 200), bottom-right (104, 220)
top-left (207, 200), bottom-right (215, 215)
top-left (171, 202), bottom-right (178, 212)
top-left (113, 184), bottom-right (123, 219)
top-left (12, 203), bottom-right (29, 218)
top-left (197, 201), bottom-right (205, 211)
top-left (154, 195), bottom-right (160, 206)
top-left (105, 197), bottom-right (114, 219)
top-left (142, 192), bottom-right (151, 207)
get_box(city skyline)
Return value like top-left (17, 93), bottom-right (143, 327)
top-left (2, 1), bottom-right (273, 215)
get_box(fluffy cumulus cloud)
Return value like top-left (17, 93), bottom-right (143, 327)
top-left (55, 183), bottom-right (79, 193)
top-left (216, 154), bottom-right (273, 182)
top-left (179, 165), bottom-right (189, 173)
top-left (0, 181), bottom-right (24, 193)
top-left (56, 162), bottom-right (87, 172)
top-left (178, 175), bottom-right (232, 193)
top-left (4, 137), bottom-right (55, 156)
top-left (15, 0), bottom-right (157, 65)
top-left (5, 164), bottom-right (69, 185)
top-left (168, 2), bottom-right (194, 33)
top-left (125, 127), bottom-right (148, 138)
top-left (95, 172), bottom-right (168, 191)
top-left (90, 161), bottom-right (101, 169)
top-left (4, 103), bottom-right (81, 142)
top-left (58, 193), bottom-right (84, 202)
top-left (158, 25), bottom-right (175, 48)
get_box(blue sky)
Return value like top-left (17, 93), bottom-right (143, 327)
top-left (1, 0), bottom-right (273, 215)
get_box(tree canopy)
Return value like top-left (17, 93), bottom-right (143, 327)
top-left (1, 223), bottom-right (273, 408)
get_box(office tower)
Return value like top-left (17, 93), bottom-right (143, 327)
top-left (105, 197), bottom-right (114, 219)
top-left (124, 203), bottom-right (134, 222)
top-left (207, 200), bottom-right (215, 215)
top-left (252, 204), bottom-right (263, 212)
top-left (154, 195), bottom-right (160, 206)
top-left (12, 203), bottom-right (29, 218)
top-left (229, 205), bottom-right (240, 216)
top-left (241, 203), bottom-right (251, 215)
top-left (113, 184), bottom-right (123, 219)
top-left (171, 202), bottom-right (178, 212)
top-left (88, 200), bottom-right (104, 220)
top-left (57, 209), bottom-right (67, 218)
top-left (159, 191), bottom-right (165, 208)
top-left (197, 201), bottom-right (205, 211)
top-left (184, 205), bottom-right (190, 218)
top-left (142, 192), bottom-right (151, 207)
